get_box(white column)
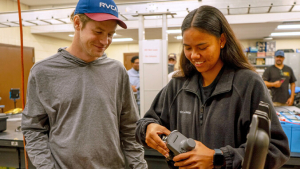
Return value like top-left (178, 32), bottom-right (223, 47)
top-left (138, 15), bottom-right (145, 117)
top-left (162, 13), bottom-right (168, 86)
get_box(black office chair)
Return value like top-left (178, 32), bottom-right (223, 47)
top-left (242, 101), bottom-right (271, 169)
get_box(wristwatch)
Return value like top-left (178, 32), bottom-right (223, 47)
top-left (213, 149), bottom-right (224, 169)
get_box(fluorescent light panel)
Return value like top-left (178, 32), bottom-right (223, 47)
top-left (176, 36), bottom-right (182, 40)
top-left (263, 37), bottom-right (273, 40)
top-left (271, 32), bottom-right (300, 36)
top-left (112, 38), bottom-right (133, 42)
top-left (277, 25), bottom-right (300, 29)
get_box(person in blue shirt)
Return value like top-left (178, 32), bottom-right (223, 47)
top-left (128, 56), bottom-right (140, 112)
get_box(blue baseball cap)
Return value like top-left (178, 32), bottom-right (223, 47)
top-left (74, 0), bottom-right (127, 29)
top-left (275, 50), bottom-right (284, 57)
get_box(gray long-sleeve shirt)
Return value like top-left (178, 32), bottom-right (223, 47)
top-left (22, 48), bottom-right (147, 169)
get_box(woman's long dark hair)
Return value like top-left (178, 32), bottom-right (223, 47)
top-left (176, 5), bottom-right (255, 78)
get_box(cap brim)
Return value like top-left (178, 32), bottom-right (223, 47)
top-left (85, 13), bottom-right (127, 29)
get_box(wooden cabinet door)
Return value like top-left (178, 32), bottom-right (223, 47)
top-left (123, 52), bottom-right (139, 70)
top-left (0, 43), bottom-right (34, 111)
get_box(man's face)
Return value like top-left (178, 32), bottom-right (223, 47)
top-left (132, 59), bottom-right (139, 71)
top-left (168, 58), bottom-right (176, 65)
top-left (275, 56), bottom-right (284, 66)
top-left (77, 18), bottom-right (117, 60)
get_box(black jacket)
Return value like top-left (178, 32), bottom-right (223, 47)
top-left (136, 66), bottom-right (290, 169)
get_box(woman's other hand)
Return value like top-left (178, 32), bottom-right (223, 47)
top-left (173, 140), bottom-right (215, 169)
top-left (145, 123), bottom-right (171, 158)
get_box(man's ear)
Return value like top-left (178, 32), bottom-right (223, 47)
top-left (73, 15), bottom-right (81, 31)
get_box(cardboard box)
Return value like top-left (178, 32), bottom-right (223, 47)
top-left (256, 42), bottom-right (266, 52)
top-left (247, 52), bottom-right (257, 65)
top-left (256, 58), bottom-right (265, 65)
top-left (257, 52), bottom-right (266, 57)
top-left (249, 47), bottom-right (258, 53)
top-left (266, 41), bottom-right (276, 52)
top-left (266, 52), bottom-right (275, 56)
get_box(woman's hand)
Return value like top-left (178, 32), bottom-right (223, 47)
top-left (173, 140), bottom-right (215, 169)
top-left (145, 123), bottom-right (171, 158)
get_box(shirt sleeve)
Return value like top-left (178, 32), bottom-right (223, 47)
top-left (220, 75), bottom-right (290, 169)
top-left (21, 71), bottom-right (56, 169)
top-left (120, 69), bottom-right (147, 169)
top-left (289, 67), bottom-right (297, 83)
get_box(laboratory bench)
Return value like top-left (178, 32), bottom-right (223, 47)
top-left (0, 114), bottom-right (300, 169)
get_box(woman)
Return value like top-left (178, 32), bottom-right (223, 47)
top-left (135, 5), bottom-right (290, 169)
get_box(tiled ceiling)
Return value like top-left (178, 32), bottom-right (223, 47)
top-left (5, 0), bottom-right (300, 43)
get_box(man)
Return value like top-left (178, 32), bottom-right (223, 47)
top-left (21, 0), bottom-right (147, 168)
top-left (127, 56), bottom-right (140, 112)
top-left (263, 50), bottom-right (297, 106)
top-left (168, 53), bottom-right (177, 74)
top-left (168, 53), bottom-right (178, 82)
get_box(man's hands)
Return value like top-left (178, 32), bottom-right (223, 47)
top-left (286, 97), bottom-right (294, 106)
top-left (173, 141), bottom-right (215, 169)
top-left (131, 85), bottom-right (138, 92)
top-left (145, 123), bottom-right (171, 158)
top-left (272, 81), bottom-right (282, 88)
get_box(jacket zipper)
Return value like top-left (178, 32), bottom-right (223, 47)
top-left (199, 104), bottom-right (205, 142)
top-left (185, 89), bottom-right (203, 141)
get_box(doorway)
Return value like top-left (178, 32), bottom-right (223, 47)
top-left (123, 52), bottom-right (139, 70)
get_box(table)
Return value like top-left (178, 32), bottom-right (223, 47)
top-left (0, 114), bottom-right (299, 169)
top-left (0, 114), bottom-right (35, 169)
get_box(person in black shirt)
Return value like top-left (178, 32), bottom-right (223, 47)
top-left (262, 50), bottom-right (297, 106)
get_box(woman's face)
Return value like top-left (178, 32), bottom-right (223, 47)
top-left (183, 27), bottom-right (226, 75)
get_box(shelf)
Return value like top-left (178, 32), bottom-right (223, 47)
top-left (254, 57), bottom-right (274, 58)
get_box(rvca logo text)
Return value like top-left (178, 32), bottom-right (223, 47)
top-left (99, 2), bottom-right (117, 12)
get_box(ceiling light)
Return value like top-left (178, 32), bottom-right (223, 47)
top-left (69, 34), bottom-right (74, 37)
top-left (112, 38), bottom-right (133, 42)
top-left (176, 36), bottom-right (182, 40)
top-left (263, 37), bottom-right (273, 40)
top-left (167, 29), bottom-right (181, 34)
top-left (277, 25), bottom-right (300, 29)
top-left (114, 33), bottom-right (117, 36)
top-left (271, 32), bottom-right (300, 36)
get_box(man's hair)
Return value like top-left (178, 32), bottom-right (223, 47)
top-left (70, 10), bottom-right (93, 29)
top-left (131, 56), bottom-right (139, 63)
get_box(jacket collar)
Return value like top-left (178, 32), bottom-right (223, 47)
top-left (182, 66), bottom-right (234, 97)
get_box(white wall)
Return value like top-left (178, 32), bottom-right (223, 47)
top-left (105, 43), bottom-right (139, 62)
top-left (0, 0), bottom-right (71, 62)
top-left (106, 42), bottom-right (183, 69)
